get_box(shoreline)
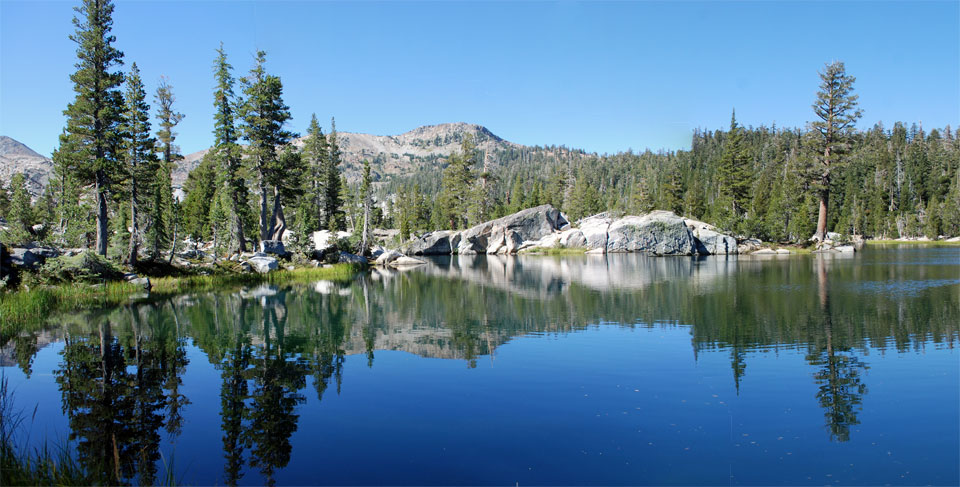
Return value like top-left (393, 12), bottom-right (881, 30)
top-left (0, 263), bottom-right (360, 341)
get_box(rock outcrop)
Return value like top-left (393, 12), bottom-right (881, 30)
top-left (396, 207), bottom-right (738, 258)
top-left (403, 231), bottom-right (457, 255)
top-left (523, 211), bottom-right (738, 256)
top-left (606, 212), bottom-right (698, 255)
top-left (245, 254), bottom-right (278, 274)
top-left (685, 219), bottom-right (738, 255)
top-left (259, 240), bottom-right (287, 257)
top-left (457, 204), bottom-right (569, 255)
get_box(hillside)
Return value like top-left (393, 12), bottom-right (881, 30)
top-left (2, 123), bottom-right (587, 195)
top-left (172, 122), bottom-right (526, 189)
top-left (0, 135), bottom-right (53, 196)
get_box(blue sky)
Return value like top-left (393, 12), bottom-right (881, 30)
top-left (1, 0), bottom-right (957, 157)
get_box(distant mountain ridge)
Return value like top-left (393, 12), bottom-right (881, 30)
top-left (0, 135), bottom-right (53, 195)
top-left (173, 122), bottom-right (522, 189)
top-left (1, 123), bottom-right (577, 194)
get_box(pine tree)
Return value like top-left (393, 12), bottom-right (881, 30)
top-left (632, 176), bottom-right (654, 214)
top-left (2, 173), bottom-right (34, 245)
top-left (48, 140), bottom-right (90, 247)
top-left (323, 118), bottom-right (345, 231)
top-left (659, 165), bottom-right (684, 215)
top-left (923, 195), bottom-right (941, 239)
top-left (241, 51), bottom-right (294, 242)
top-left (211, 44), bottom-right (248, 253)
top-left (264, 146), bottom-right (306, 245)
top-left (436, 135), bottom-right (477, 229)
top-left (809, 61), bottom-right (863, 242)
top-left (181, 152), bottom-right (217, 242)
top-left (301, 114), bottom-right (329, 234)
top-left (0, 178), bottom-right (10, 218)
top-left (717, 110), bottom-right (752, 224)
top-left (154, 76), bottom-right (184, 260)
top-left (120, 62), bottom-right (159, 265)
top-left (359, 160), bottom-right (373, 254)
top-left (61, 0), bottom-right (126, 256)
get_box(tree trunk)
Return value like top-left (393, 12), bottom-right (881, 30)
top-left (814, 146), bottom-right (832, 242)
top-left (268, 189), bottom-right (286, 241)
top-left (258, 176), bottom-right (269, 243)
top-left (127, 177), bottom-right (138, 265)
top-left (234, 210), bottom-right (246, 254)
top-left (361, 197), bottom-right (369, 255)
top-left (95, 169), bottom-right (109, 256)
top-left (815, 192), bottom-right (828, 242)
top-left (167, 211), bottom-right (177, 265)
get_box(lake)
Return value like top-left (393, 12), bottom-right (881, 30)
top-left (1, 246), bottom-right (958, 485)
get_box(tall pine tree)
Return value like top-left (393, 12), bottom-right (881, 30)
top-left (241, 51), bottom-right (294, 242)
top-left (153, 76), bottom-right (184, 260)
top-left (211, 44), bottom-right (249, 253)
top-left (120, 62), bottom-right (159, 265)
top-left (717, 110), bottom-right (752, 230)
top-left (61, 0), bottom-right (126, 256)
top-left (323, 118), bottom-right (345, 231)
top-left (809, 61), bottom-right (862, 242)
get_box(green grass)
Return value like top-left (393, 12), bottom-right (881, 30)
top-left (0, 376), bottom-right (98, 486)
top-left (0, 263), bottom-right (361, 342)
top-left (0, 282), bottom-right (140, 341)
top-left (520, 246), bottom-right (588, 255)
top-left (866, 239), bottom-right (960, 246)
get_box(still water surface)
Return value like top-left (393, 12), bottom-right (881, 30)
top-left (2, 246), bottom-right (958, 485)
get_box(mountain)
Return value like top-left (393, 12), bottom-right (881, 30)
top-left (3, 123), bottom-right (581, 194)
top-left (173, 122), bottom-right (524, 189)
top-left (0, 136), bottom-right (53, 196)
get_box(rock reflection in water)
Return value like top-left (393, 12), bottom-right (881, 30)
top-left (1, 250), bottom-right (957, 484)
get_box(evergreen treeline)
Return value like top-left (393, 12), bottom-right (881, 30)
top-left (390, 115), bottom-right (960, 243)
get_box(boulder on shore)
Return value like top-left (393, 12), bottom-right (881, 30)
top-left (685, 219), bottom-right (737, 255)
top-left (457, 205), bottom-right (569, 255)
top-left (337, 251), bottom-right (368, 265)
top-left (389, 256), bottom-right (427, 267)
top-left (375, 250), bottom-right (403, 266)
top-left (606, 211), bottom-right (697, 255)
top-left (579, 216), bottom-right (612, 250)
top-left (245, 254), bottom-right (278, 274)
top-left (312, 230), bottom-right (352, 253)
top-left (259, 240), bottom-right (287, 257)
top-left (403, 231), bottom-right (457, 255)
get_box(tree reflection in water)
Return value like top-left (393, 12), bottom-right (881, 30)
top-left (14, 251), bottom-right (954, 481)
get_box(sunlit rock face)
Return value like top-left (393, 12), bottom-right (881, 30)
top-left (456, 205), bottom-right (569, 255)
top-left (606, 211), bottom-right (698, 255)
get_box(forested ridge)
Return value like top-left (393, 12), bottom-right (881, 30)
top-left (391, 119), bottom-right (960, 242)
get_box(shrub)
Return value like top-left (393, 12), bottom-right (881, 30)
top-left (34, 251), bottom-right (124, 284)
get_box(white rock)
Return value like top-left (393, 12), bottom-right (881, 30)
top-left (389, 256), bottom-right (427, 267)
top-left (246, 255), bottom-right (278, 274)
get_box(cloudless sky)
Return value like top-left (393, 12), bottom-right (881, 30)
top-left (1, 0), bottom-right (957, 158)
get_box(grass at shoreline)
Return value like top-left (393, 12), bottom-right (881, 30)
top-left (866, 239), bottom-right (960, 246)
top-left (0, 263), bottom-right (360, 341)
top-left (520, 247), bottom-right (588, 255)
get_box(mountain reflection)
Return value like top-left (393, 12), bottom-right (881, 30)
top-left (2, 252), bottom-right (957, 482)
